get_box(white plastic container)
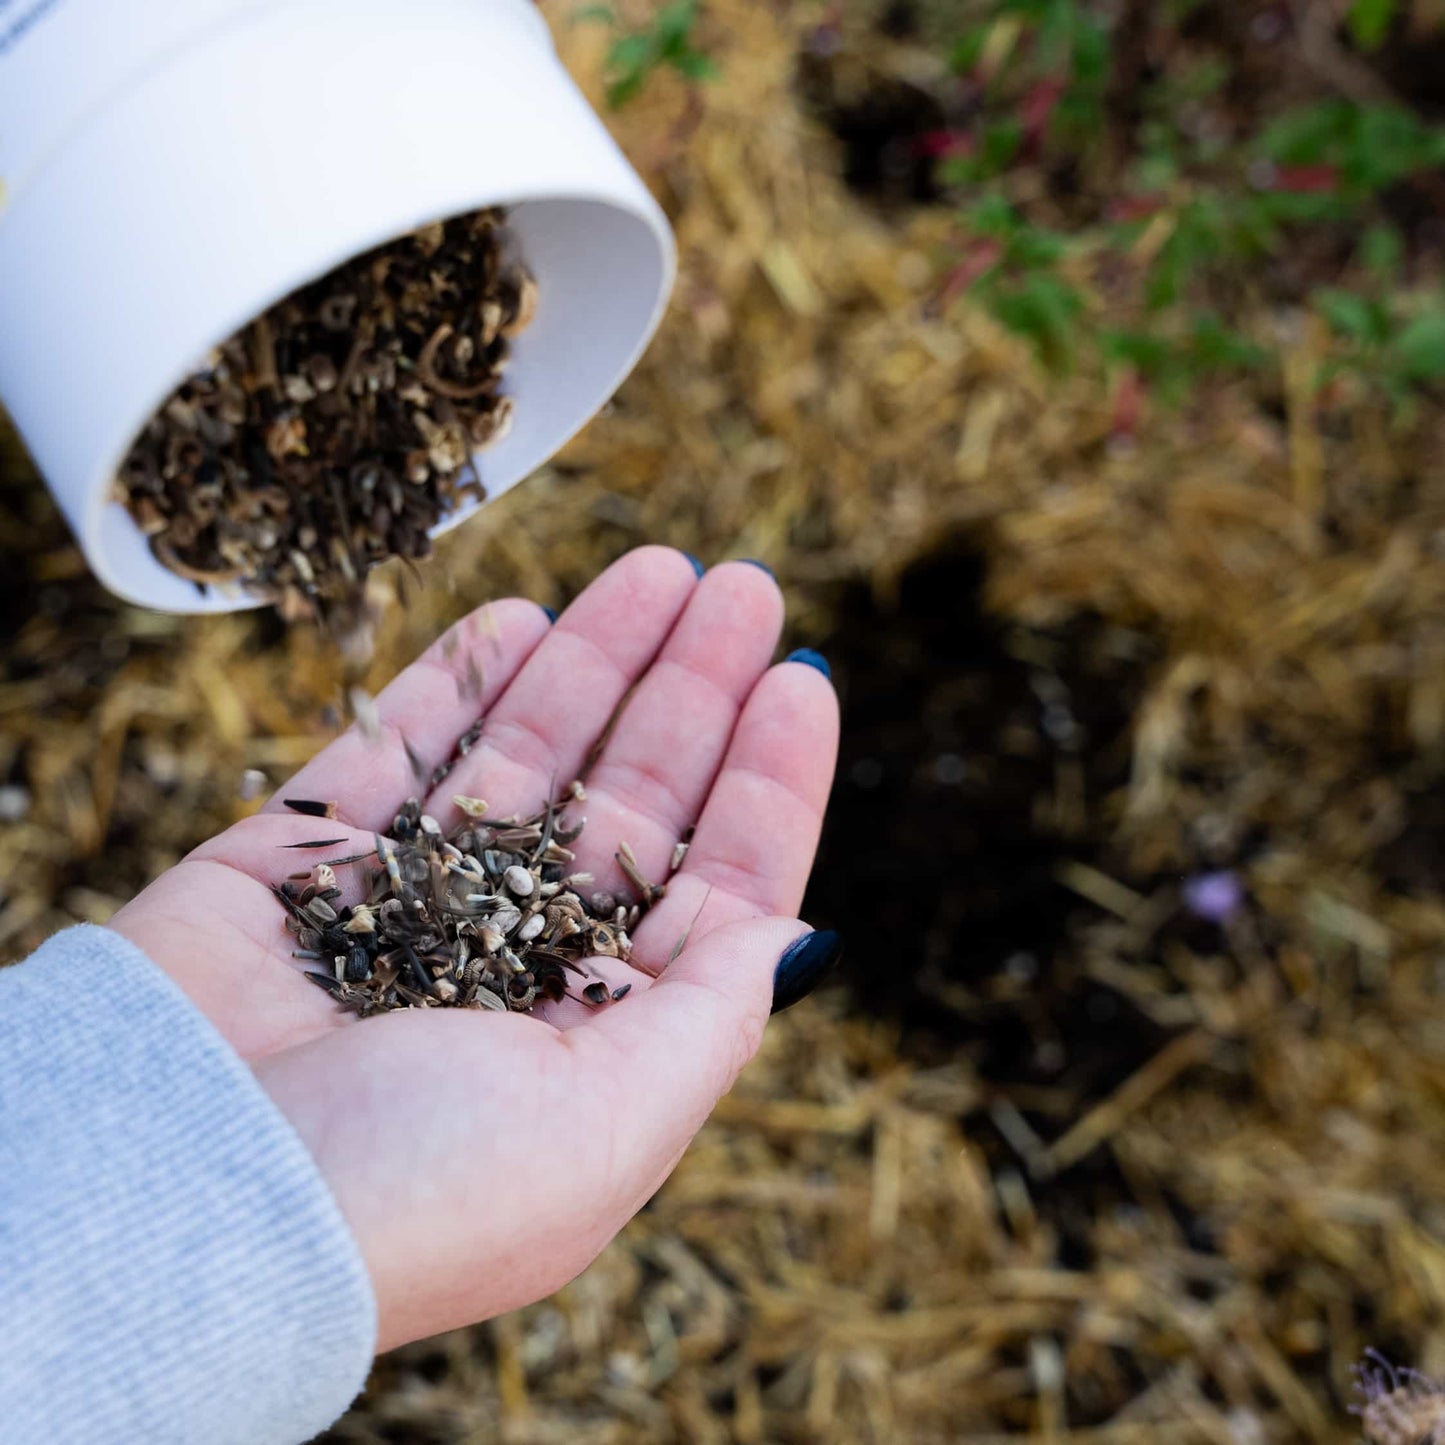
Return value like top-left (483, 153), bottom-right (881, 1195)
top-left (0, 0), bottom-right (675, 611)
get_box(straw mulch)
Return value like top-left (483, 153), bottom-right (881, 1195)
top-left (4, 2), bottom-right (1445, 1440)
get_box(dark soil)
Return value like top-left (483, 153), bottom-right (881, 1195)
top-left (802, 532), bottom-right (1166, 1107)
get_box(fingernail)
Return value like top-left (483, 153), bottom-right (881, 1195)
top-left (785, 647), bottom-right (831, 680)
top-left (541, 605), bottom-right (559, 624)
top-left (739, 558), bottom-right (775, 579)
top-left (682, 552), bottom-right (706, 579)
top-left (772, 930), bottom-right (842, 1014)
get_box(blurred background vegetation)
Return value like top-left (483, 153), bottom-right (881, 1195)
top-left (5, 0), bottom-right (1445, 1440)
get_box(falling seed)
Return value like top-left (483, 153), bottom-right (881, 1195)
top-left (350, 687), bottom-right (381, 742)
top-left (402, 736), bottom-right (429, 785)
top-left (240, 769), bottom-right (269, 801)
top-left (284, 798), bottom-right (337, 819)
top-left (479, 603), bottom-right (502, 648)
top-left (669, 887), bottom-right (713, 965)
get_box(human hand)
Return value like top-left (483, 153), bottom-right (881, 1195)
top-left (108, 547), bottom-right (840, 1350)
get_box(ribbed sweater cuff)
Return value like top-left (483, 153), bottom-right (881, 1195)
top-left (0, 924), bottom-right (376, 1444)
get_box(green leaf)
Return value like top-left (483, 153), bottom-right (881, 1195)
top-left (607, 33), bottom-right (655, 74)
top-left (980, 118), bottom-right (1024, 173)
top-left (606, 71), bottom-right (648, 108)
top-left (1314, 288), bottom-right (1390, 345)
top-left (655, 0), bottom-right (701, 48)
top-left (1035, 0), bottom-right (1079, 70)
top-left (1393, 309), bottom-right (1445, 382)
top-left (672, 50), bottom-right (717, 81)
top-left (1347, 0), bottom-right (1397, 50)
top-left (1100, 329), bottom-right (1171, 375)
top-left (968, 195), bottom-right (1023, 238)
top-left (1007, 225), bottom-right (1067, 268)
top-left (1189, 314), bottom-right (1266, 370)
top-left (1072, 18), bottom-right (1110, 84)
top-left (573, 2), bottom-right (616, 24)
top-left (1360, 224), bottom-right (1404, 280)
top-left (990, 274), bottom-right (1084, 368)
top-left (950, 25), bottom-right (992, 73)
top-left (1257, 101), bottom-right (1352, 165)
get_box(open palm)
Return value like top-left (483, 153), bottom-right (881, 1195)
top-left (108, 548), bottom-right (839, 1350)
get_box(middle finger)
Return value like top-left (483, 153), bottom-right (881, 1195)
top-left (425, 546), bottom-right (700, 826)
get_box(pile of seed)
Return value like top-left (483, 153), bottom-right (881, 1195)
top-left (275, 784), bottom-right (660, 1016)
top-left (116, 208), bottom-right (533, 638)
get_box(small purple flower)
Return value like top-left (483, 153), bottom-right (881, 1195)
top-left (1352, 1350), bottom-right (1445, 1443)
top-left (1182, 870), bottom-right (1245, 924)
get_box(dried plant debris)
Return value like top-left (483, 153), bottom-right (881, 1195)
top-left (276, 785), bottom-right (661, 1017)
top-left (116, 208), bottom-right (535, 635)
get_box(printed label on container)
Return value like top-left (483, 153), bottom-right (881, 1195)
top-left (0, 0), bottom-right (281, 213)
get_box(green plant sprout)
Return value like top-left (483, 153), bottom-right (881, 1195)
top-left (576, 0), bottom-right (717, 108)
top-left (932, 0), bottom-right (1445, 415)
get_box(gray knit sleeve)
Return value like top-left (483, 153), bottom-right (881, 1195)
top-left (0, 924), bottom-right (376, 1444)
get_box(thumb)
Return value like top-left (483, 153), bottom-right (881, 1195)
top-left (573, 916), bottom-right (842, 1142)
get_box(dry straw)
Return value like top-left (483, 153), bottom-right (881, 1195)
top-left (4, 0), bottom-right (1445, 1440)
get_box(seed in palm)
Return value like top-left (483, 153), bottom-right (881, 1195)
top-left (276, 788), bottom-right (659, 1017)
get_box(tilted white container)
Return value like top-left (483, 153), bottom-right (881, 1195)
top-left (0, 0), bottom-right (675, 611)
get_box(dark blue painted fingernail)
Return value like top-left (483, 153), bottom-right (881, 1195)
top-left (541, 605), bottom-right (559, 624)
top-left (785, 648), bottom-right (831, 680)
top-left (739, 558), bottom-right (775, 579)
top-left (682, 552), bottom-right (706, 579)
top-left (772, 930), bottom-right (842, 1014)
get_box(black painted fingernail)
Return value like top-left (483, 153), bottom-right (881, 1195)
top-left (541, 605), bottom-right (559, 624)
top-left (682, 552), bottom-right (706, 579)
top-left (739, 558), bottom-right (775, 579)
top-left (772, 930), bottom-right (842, 1014)
top-left (785, 647), bottom-right (831, 680)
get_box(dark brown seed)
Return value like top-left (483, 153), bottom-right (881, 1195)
top-left (282, 838), bottom-right (350, 850)
top-left (583, 982), bottom-right (610, 1006)
top-left (611, 984), bottom-right (632, 1002)
top-left (284, 799), bottom-right (337, 818)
